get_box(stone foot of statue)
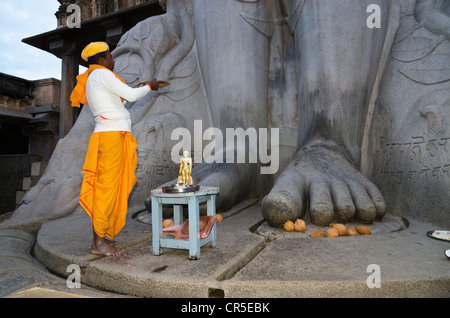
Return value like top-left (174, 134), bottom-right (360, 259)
top-left (261, 141), bottom-right (386, 227)
top-left (195, 162), bottom-right (256, 212)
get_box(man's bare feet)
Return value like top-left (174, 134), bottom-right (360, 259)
top-left (104, 238), bottom-right (118, 246)
top-left (91, 231), bottom-right (124, 256)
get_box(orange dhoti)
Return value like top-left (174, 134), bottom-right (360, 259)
top-left (79, 131), bottom-right (137, 239)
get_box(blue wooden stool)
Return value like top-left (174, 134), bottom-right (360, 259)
top-left (150, 186), bottom-right (220, 259)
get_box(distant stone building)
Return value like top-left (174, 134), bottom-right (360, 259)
top-left (0, 73), bottom-right (60, 214)
top-left (0, 0), bottom-right (163, 215)
top-left (0, 74), bottom-right (60, 160)
top-left (55, 0), bottom-right (153, 27)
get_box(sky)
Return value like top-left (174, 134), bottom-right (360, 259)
top-left (0, 0), bottom-right (62, 81)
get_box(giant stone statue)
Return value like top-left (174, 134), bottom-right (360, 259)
top-left (3, 0), bottom-right (449, 232)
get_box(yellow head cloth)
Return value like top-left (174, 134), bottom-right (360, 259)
top-left (81, 42), bottom-right (109, 62)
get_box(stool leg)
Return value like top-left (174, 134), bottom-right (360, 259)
top-left (173, 205), bottom-right (183, 225)
top-left (207, 195), bottom-right (217, 247)
top-left (188, 196), bottom-right (200, 259)
top-left (152, 197), bottom-right (163, 255)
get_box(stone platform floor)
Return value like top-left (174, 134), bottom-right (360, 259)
top-left (1, 200), bottom-right (449, 298)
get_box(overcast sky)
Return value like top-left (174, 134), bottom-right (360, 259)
top-left (0, 0), bottom-right (62, 81)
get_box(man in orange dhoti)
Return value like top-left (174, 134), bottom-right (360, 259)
top-left (71, 42), bottom-right (159, 256)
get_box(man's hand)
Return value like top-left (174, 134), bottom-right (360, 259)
top-left (136, 79), bottom-right (160, 91)
top-left (149, 78), bottom-right (159, 91)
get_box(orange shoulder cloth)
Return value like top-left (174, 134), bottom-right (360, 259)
top-left (70, 64), bottom-right (127, 108)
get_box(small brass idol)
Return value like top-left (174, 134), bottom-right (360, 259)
top-left (162, 151), bottom-right (199, 193)
top-left (177, 150), bottom-right (193, 185)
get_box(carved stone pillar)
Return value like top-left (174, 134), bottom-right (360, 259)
top-left (102, 19), bottom-right (124, 45)
top-left (49, 38), bottom-right (78, 139)
top-left (59, 54), bottom-right (78, 138)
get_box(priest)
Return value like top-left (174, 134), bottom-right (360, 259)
top-left (71, 41), bottom-right (159, 256)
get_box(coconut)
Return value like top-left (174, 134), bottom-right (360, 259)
top-left (284, 220), bottom-right (295, 232)
top-left (330, 223), bottom-right (347, 236)
top-left (356, 226), bottom-right (371, 235)
top-left (310, 230), bottom-right (325, 238)
top-left (326, 228), bottom-right (339, 237)
top-left (294, 219), bottom-right (306, 232)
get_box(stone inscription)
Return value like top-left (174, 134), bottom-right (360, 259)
top-left (133, 147), bottom-right (178, 193)
top-left (374, 136), bottom-right (450, 185)
top-left (132, 148), bottom-right (202, 192)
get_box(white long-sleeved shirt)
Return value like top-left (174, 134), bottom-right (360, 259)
top-left (85, 68), bottom-right (150, 133)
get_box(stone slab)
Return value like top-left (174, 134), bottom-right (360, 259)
top-left (33, 202), bottom-right (265, 298)
top-left (83, 203), bottom-right (265, 297)
top-left (2, 202), bottom-right (450, 299)
top-left (222, 219), bottom-right (450, 298)
top-left (34, 210), bottom-right (153, 276)
top-left (0, 230), bottom-right (63, 297)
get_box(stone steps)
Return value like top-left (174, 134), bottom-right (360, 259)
top-left (15, 161), bottom-right (48, 207)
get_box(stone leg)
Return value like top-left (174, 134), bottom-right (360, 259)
top-left (191, 0), bottom-right (272, 210)
top-left (262, 0), bottom-right (390, 226)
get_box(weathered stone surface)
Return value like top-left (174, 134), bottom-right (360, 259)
top-left (369, 0), bottom-right (450, 227)
top-left (224, 219), bottom-right (450, 298)
top-left (2, 204), bottom-right (449, 298)
top-left (33, 202), bottom-right (265, 298)
top-left (0, 230), bottom-right (61, 297)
